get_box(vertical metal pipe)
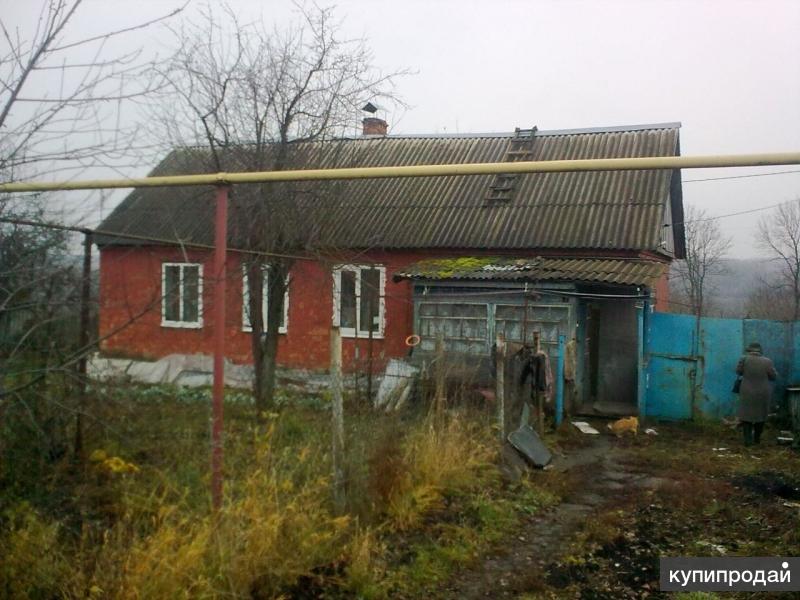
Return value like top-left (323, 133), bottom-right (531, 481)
top-left (211, 185), bottom-right (229, 511)
top-left (636, 301), bottom-right (646, 419)
top-left (555, 334), bottom-right (565, 427)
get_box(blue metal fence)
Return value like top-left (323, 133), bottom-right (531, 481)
top-left (644, 312), bottom-right (798, 420)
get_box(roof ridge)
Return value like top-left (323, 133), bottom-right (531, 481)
top-left (381, 122), bottom-right (681, 140)
top-left (171, 122), bottom-right (682, 149)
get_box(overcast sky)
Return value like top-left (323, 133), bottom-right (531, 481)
top-left (7, 0), bottom-right (800, 257)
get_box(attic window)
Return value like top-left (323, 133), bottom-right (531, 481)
top-left (161, 263), bottom-right (202, 328)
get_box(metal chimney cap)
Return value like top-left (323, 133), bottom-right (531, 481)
top-left (362, 101), bottom-right (381, 114)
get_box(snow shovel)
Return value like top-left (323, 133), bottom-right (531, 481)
top-left (507, 402), bottom-right (552, 468)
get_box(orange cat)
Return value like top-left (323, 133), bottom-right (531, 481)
top-left (608, 416), bottom-right (639, 437)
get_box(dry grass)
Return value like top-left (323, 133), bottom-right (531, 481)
top-left (0, 390), bottom-right (507, 600)
top-left (386, 413), bottom-right (497, 531)
top-left (0, 504), bottom-right (72, 599)
top-left (0, 424), bottom-right (347, 599)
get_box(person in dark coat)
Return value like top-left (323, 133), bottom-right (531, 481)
top-left (736, 342), bottom-right (777, 446)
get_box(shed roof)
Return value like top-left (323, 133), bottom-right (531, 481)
top-left (96, 123), bottom-right (684, 257)
top-left (394, 257), bottom-right (667, 288)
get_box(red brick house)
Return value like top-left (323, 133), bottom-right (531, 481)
top-left (95, 122), bottom-right (685, 412)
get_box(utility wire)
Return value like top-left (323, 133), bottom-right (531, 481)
top-left (0, 216), bottom-right (670, 266)
top-left (682, 169), bottom-right (800, 183)
top-left (5, 199), bottom-right (788, 241)
top-left (668, 201), bottom-right (789, 227)
top-left (2, 216), bottom-right (661, 304)
top-left (0, 216), bottom-right (318, 263)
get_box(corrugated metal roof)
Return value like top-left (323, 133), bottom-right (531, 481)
top-left (395, 257), bottom-right (667, 287)
top-left (96, 123), bottom-right (683, 256)
top-left (381, 122), bottom-right (682, 138)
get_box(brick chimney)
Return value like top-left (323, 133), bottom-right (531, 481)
top-left (362, 117), bottom-right (388, 136)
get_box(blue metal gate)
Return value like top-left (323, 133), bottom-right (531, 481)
top-left (644, 312), bottom-right (796, 420)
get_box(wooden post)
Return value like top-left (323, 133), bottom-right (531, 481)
top-left (211, 185), bottom-right (228, 512)
top-left (534, 331), bottom-right (544, 436)
top-left (523, 293), bottom-right (529, 345)
top-left (330, 326), bottom-right (345, 513)
top-left (434, 333), bottom-right (446, 416)
top-left (74, 231), bottom-right (92, 458)
top-left (496, 333), bottom-right (505, 442)
top-left (366, 295), bottom-right (374, 404)
top-left (353, 344), bottom-right (361, 402)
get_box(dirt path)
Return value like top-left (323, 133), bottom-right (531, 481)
top-left (442, 434), bottom-right (666, 599)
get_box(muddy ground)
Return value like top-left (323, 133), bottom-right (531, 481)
top-left (439, 421), bottom-right (800, 599)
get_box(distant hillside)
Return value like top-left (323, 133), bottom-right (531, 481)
top-left (669, 257), bottom-right (781, 318)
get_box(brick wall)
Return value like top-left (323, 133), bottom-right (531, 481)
top-left (653, 269), bottom-right (671, 312)
top-left (98, 246), bottom-right (672, 371)
top-left (98, 246), bottom-right (427, 372)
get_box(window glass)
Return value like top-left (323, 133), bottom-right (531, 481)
top-left (243, 265), bottom-right (287, 332)
top-left (242, 266), bottom-right (261, 329)
top-left (164, 265), bottom-right (181, 322)
top-left (163, 264), bottom-right (201, 325)
top-left (359, 268), bottom-right (380, 333)
top-left (182, 266), bottom-right (200, 323)
top-left (333, 265), bottom-right (384, 336)
top-left (267, 275), bottom-right (287, 329)
top-left (339, 270), bottom-right (357, 329)
top-left (243, 282), bottom-right (254, 326)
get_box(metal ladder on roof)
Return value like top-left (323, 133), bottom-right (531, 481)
top-left (486, 126), bottom-right (538, 203)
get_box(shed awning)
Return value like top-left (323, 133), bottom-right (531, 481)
top-left (394, 257), bottom-right (667, 287)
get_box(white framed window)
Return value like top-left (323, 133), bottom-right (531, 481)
top-left (161, 263), bottom-right (203, 328)
top-left (332, 265), bottom-right (385, 338)
top-left (242, 264), bottom-right (288, 334)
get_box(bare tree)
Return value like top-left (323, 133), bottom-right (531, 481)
top-left (155, 3), bottom-right (404, 416)
top-left (1, 0), bottom-right (185, 357)
top-left (674, 205), bottom-right (733, 321)
top-left (0, 0), bottom-right (184, 468)
top-left (744, 279), bottom-right (795, 321)
top-left (0, 0), bottom-right (184, 182)
top-left (756, 198), bottom-right (800, 321)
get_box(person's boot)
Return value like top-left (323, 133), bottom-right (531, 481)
top-left (743, 422), bottom-right (753, 447)
top-left (754, 422), bottom-right (764, 445)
